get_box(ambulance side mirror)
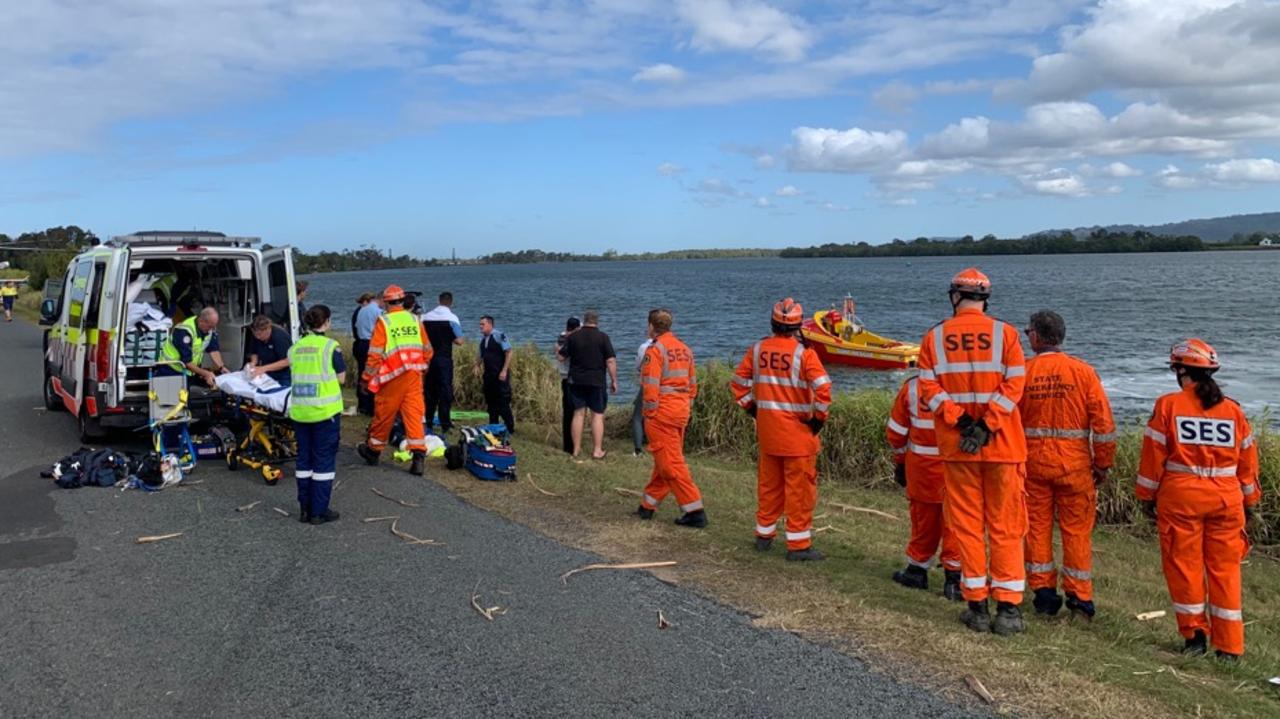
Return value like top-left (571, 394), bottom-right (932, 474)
top-left (39, 299), bottom-right (57, 325)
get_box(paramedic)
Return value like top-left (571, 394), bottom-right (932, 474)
top-left (358, 285), bottom-right (432, 476)
top-left (246, 314), bottom-right (293, 386)
top-left (288, 305), bottom-right (346, 525)
top-left (157, 307), bottom-right (229, 387)
top-left (476, 315), bottom-right (515, 433)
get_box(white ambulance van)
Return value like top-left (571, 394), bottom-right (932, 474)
top-left (40, 231), bottom-right (299, 441)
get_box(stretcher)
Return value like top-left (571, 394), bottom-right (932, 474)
top-left (215, 372), bottom-right (296, 485)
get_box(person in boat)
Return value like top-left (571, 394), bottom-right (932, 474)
top-left (841, 294), bottom-right (864, 340)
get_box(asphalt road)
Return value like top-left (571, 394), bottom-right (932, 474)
top-left (0, 319), bottom-right (981, 718)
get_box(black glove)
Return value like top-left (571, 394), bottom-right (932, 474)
top-left (893, 464), bottom-right (907, 488)
top-left (806, 417), bottom-right (825, 435)
top-left (746, 405), bottom-right (757, 418)
top-left (1140, 500), bottom-right (1157, 521)
top-left (958, 419), bottom-right (991, 454)
top-left (955, 413), bottom-right (976, 432)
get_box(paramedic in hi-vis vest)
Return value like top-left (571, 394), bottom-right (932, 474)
top-left (157, 307), bottom-right (229, 387)
top-left (357, 285), bottom-right (433, 476)
top-left (732, 298), bottom-right (832, 562)
top-left (916, 268), bottom-right (1028, 636)
top-left (288, 305), bottom-right (346, 525)
top-left (1137, 339), bottom-right (1261, 660)
top-left (1019, 310), bottom-right (1116, 621)
top-left (633, 308), bottom-right (706, 528)
top-left (886, 375), bottom-right (962, 601)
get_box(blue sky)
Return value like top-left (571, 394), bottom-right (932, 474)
top-left (3, 1), bottom-right (1279, 257)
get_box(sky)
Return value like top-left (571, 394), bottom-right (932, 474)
top-left (3, 0), bottom-right (1280, 257)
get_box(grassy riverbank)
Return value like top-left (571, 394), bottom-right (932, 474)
top-left (336, 344), bottom-right (1279, 717)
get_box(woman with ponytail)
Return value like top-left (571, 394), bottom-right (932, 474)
top-left (1136, 339), bottom-right (1261, 660)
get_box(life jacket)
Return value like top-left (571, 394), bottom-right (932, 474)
top-left (732, 334), bottom-right (832, 457)
top-left (288, 334), bottom-right (343, 422)
top-left (1136, 384), bottom-right (1261, 506)
top-left (369, 309), bottom-right (429, 391)
top-left (1020, 350), bottom-right (1117, 479)
top-left (160, 316), bottom-right (208, 370)
top-left (916, 308), bottom-right (1026, 463)
top-left (886, 377), bottom-right (944, 502)
top-left (641, 332), bottom-right (696, 424)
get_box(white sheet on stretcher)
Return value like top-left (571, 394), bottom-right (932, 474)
top-left (215, 371), bottom-right (291, 414)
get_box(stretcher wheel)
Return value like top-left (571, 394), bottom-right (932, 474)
top-left (226, 450), bottom-right (239, 471)
top-left (263, 466), bottom-right (282, 485)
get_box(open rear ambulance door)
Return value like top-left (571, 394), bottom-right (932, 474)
top-left (262, 246), bottom-right (299, 340)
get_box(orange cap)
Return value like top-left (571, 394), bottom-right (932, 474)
top-left (1169, 338), bottom-right (1219, 369)
top-left (382, 284), bottom-right (406, 302)
top-left (772, 298), bottom-right (804, 326)
top-left (950, 267), bottom-right (991, 296)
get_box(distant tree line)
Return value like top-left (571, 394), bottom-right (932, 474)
top-left (779, 230), bottom-right (1205, 258)
top-left (291, 247), bottom-right (439, 274)
top-left (476, 247), bottom-right (780, 264)
top-left (0, 225), bottom-right (98, 290)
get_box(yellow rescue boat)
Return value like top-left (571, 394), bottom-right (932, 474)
top-left (801, 310), bottom-right (919, 370)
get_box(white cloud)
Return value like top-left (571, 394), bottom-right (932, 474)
top-left (755, 153), bottom-right (777, 169)
top-left (819, 201), bottom-right (852, 212)
top-left (632, 63), bottom-right (687, 84)
top-left (775, 184), bottom-right (802, 197)
top-left (1017, 168), bottom-right (1091, 197)
top-left (788, 126), bottom-right (909, 173)
top-left (675, 0), bottom-right (812, 62)
top-left (754, 196), bottom-right (772, 208)
top-left (1101, 161), bottom-right (1142, 178)
top-left (873, 80), bottom-right (921, 113)
top-left (1204, 158), bottom-right (1280, 183)
top-left (657, 162), bottom-right (686, 176)
top-left (1155, 164), bottom-right (1199, 190)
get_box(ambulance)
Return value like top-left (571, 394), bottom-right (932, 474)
top-left (40, 231), bottom-right (299, 441)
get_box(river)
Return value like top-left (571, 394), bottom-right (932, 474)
top-left (302, 251), bottom-right (1279, 420)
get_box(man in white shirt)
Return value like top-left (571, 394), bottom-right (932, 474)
top-left (631, 328), bottom-right (655, 456)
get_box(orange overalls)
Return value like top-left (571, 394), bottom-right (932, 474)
top-left (1019, 351), bottom-right (1115, 602)
top-left (887, 377), bottom-right (960, 572)
top-left (1137, 385), bottom-right (1261, 656)
top-left (640, 332), bottom-right (702, 513)
top-left (916, 308), bottom-right (1027, 604)
top-left (733, 335), bottom-right (832, 550)
top-left (363, 308), bottom-right (432, 456)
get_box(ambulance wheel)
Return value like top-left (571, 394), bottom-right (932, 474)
top-left (263, 466), bottom-right (282, 485)
top-left (44, 372), bottom-right (64, 412)
top-left (226, 450), bottom-right (239, 471)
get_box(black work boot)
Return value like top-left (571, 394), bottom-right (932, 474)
top-left (633, 506), bottom-right (655, 520)
top-left (960, 600), bottom-right (991, 633)
top-left (785, 546), bottom-right (826, 562)
top-left (1033, 588), bottom-right (1064, 616)
top-left (754, 536), bottom-right (774, 552)
top-left (674, 510), bottom-right (708, 528)
top-left (1183, 630), bottom-right (1208, 656)
top-left (892, 564), bottom-right (929, 590)
top-left (992, 602), bottom-right (1026, 636)
top-left (357, 443), bottom-right (380, 466)
top-left (1065, 594), bottom-right (1095, 621)
top-left (409, 453), bottom-right (425, 476)
top-left (942, 571), bottom-right (964, 602)
top-left (310, 509), bottom-right (340, 525)
top-left (298, 507), bottom-right (311, 524)
top-left (1214, 650), bottom-right (1240, 662)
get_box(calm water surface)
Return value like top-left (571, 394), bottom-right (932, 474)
top-left (304, 252), bottom-right (1279, 420)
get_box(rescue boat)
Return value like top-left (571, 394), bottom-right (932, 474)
top-left (801, 310), bottom-right (920, 370)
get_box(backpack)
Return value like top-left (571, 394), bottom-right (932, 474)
top-left (458, 424), bottom-right (517, 481)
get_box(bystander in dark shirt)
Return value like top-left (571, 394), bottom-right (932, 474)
top-left (247, 325), bottom-right (293, 386)
top-left (562, 326), bottom-right (616, 387)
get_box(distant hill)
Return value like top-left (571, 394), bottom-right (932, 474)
top-left (1030, 211), bottom-right (1280, 243)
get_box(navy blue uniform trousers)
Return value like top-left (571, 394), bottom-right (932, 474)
top-left (294, 416), bottom-right (340, 516)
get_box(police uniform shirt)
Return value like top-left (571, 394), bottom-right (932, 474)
top-left (481, 330), bottom-right (512, 377)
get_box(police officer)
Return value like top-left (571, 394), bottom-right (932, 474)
top-left (476, 315), bottom-right (515, 433)
top-left (288, 305), bottom-right (346, 524)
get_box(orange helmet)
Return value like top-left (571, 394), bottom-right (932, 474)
top-left (950, 267), bottom-right (991, 298)
top-left (382, 284), bottom-right (406, 302)
top-left (1169, 338), bottom-right (1220, 370)
top-left (772, 298), bottom-right (804, 328)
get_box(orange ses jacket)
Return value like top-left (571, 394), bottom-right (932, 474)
top-left (733, 335), bottom-right (832, 457)
top-left (916, 308), bottom-right (1027, 463)
top-left (886, 377), bottom-right (945, 503)
top-left (1019, 351), bottom-right (1117, 479)
top-left (641, 332), bottom-right (697, 426)
top-left (1137, 385), bottom-right (1261, 507)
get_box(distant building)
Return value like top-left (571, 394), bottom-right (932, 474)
top-left (1261, 237), bottom-right (1275, 247)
